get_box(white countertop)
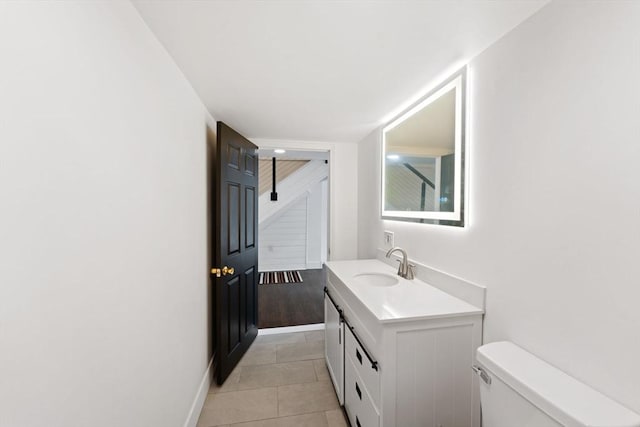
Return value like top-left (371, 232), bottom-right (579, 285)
top-left (325, 259), bottom-right (483, 323)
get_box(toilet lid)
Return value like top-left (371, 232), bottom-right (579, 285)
top-left (476, 341), bottom-right (640, 427)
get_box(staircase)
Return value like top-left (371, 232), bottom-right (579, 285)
top-left (259, 160), bottom-right (328, 228)
top-left (259, 160), bottom-right (329, 272)
top-left (258, 159), bottom-right (308, 195)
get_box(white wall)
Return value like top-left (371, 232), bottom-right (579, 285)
top-left (0, 2), bottom-right (213, 426)
top-left (253, 139), bottom-right (359, 261)
top-left (358, 0), bottom-right (640, 414)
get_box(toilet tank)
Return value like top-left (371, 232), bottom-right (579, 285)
top-left (476, 341), bottom-right (640, 427)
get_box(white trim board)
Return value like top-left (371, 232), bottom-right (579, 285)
top-left (251, 138), bottom-right (359, 262)
top-left (259, 323), bottom-right (325, 335)
top-left (183, 357), bottom-right (213, 427)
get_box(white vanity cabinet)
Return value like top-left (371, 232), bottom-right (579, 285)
top-left (324, 260), bottom-right (484, 427)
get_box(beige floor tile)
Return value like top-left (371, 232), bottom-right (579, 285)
top-left (239, 343), bottom-right (277, 366)
top-left (276, 340), bottom-right (324, 363)
top-left (255, 332), bottom-right (306, 345)
top-left (313, 359), bottom-right (330, 382)
top-left (325, 409), bottom-right (348, 427)
top-left (278, 381), bottom-right (339, 416)
top-left (197, 387), bottom-right (278, 426)
top-left (237, 360), bottom-right (316, 389)
top-left (227, 420), bottom-right (278, 427)
top-left (304, 330), bottom-right (325, 342)
top-left (228, 412), bottom-right (328, 427)
top-left (209, 368), bottom-right (242, 394)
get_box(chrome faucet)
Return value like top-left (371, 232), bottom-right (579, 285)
top-left (385, 247), bottom-right (415, 280)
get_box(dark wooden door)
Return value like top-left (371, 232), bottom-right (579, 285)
top-left (213, 122), bottom-right (259, 384)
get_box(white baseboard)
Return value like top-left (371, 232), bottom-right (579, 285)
top-left (259, 323), bottom-right (324, 335)
top-left (183, 357), bottom-right (213, 427)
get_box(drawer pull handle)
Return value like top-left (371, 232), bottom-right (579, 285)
top-left (355, 382), bottom-right (362, 400)
top-left (345, 324), bottom-right (379, 371)
top-left (356, 349), bottom-right (363, 364)
top-left (356, 416), bottom-right (361, 427)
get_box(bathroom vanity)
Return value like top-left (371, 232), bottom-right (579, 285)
top-left (324, 258), bottom-right (484, 427)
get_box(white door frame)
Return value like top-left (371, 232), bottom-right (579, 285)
top-left (252, 139), bottom-right (341, 263)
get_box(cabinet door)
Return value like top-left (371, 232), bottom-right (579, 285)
top-left (324, 293), bottom-right (344, 405)
top-left (345, 353), bottom-right (380, 427)
top-left (395, 325), bottom-right (475, 426)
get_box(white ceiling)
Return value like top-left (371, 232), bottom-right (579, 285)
top-left (132, 0), bottom-right (547, 143)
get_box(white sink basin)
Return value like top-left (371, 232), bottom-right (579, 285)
top-left (353, 272), bottom-right (399, 287)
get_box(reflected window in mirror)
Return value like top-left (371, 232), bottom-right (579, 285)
top-left (382, 67), bottom-right (466, 226)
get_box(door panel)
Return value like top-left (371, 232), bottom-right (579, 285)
top-left (244, 267), bottom-right (256, 329)
top-left (227, 275), bottom-right (241, 350)
top-left (227, 144), bottom-right (240, 169)
top-left (214, 122), bottom-right (259, 384)
top-left (245, 187), bottom-right (255, 248)
top-left (244, 152), bottom-right (256, 175)
top-left (227, 183), bottom-right (241, 255)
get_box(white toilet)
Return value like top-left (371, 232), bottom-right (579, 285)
top-left (475, 341), bottom-right (640, 427)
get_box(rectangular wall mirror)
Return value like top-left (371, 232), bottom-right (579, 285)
top-left (381, 67), bottom-right (467, 226)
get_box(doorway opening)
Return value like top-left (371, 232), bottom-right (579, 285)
top-left (257, 148), bottom-right (329, 329)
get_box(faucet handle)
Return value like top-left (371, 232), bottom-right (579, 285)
top-left (406, 263), bottom-right (416, 280)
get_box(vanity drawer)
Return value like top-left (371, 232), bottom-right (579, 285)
top-left (345, 326), bottom-right (380, 409)
top-left (345, 352), bottom-right (380, 427)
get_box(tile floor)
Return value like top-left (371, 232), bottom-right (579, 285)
top-left (197, 331), bottom-right (349, 427)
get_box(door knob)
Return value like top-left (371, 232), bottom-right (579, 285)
top-left (211, 266), bottom-right (235, 277)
